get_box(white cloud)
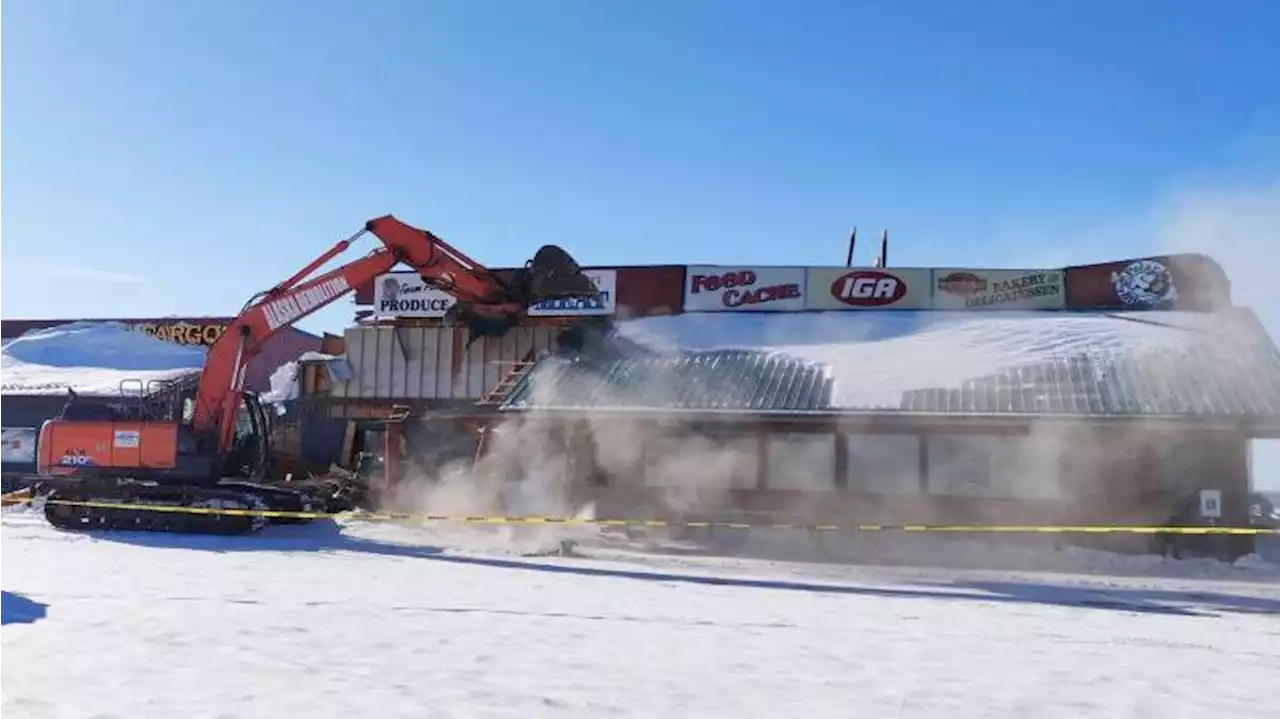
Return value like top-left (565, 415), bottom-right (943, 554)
top-left (1152, 181), bottom-right (1280, 312)
top-left (4, 263), bottom-right (148, 285)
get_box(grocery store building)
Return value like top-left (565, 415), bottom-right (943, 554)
top-left (290, 254), bottom-right (1280, 551)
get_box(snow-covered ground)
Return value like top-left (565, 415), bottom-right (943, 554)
top-left (4, 507), bottom-right (1278, 719)
top-left (1, 321), bottom-right (206, 397)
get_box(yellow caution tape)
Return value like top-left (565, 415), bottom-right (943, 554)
top-left (27, 498), bottom-right (1280, 535)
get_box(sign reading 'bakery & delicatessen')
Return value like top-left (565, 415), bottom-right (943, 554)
top-left (933, 269), bottom-right (1065, 310)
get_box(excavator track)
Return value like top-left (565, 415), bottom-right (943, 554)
top-left (41, 483), bottom-right (271, 536)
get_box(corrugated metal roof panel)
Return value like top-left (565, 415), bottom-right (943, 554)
top-left (503, 349), bottom-right (835, 413)
top-left (501, 309), bottom-right (1280, 420)
top-left (895, 340), bottom-right (1280, 417)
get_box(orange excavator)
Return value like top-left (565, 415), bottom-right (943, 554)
top-left (33, 215), bottom-right (599, 535)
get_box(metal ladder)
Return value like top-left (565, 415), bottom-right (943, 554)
top-left (476, 359), bottom-right (537, 407)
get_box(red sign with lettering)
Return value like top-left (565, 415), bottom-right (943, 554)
top-left (684, 266), bottom-right (807, 312)
top-left (829, 270), bottom-right (909, 306)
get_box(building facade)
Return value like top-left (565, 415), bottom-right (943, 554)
top-left (294, 253), bottom-right (1280, 555)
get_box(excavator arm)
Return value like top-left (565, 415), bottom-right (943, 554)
top-left (191, 215), bottom-right (598, 453)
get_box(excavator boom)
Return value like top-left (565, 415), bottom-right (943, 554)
top-left (194, 214), bottom-right (598, 452)
top-left (34, 213), bottom-right (598, 535)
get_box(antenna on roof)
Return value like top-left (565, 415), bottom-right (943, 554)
top-left (845, 228), bottom-right (857, 267)
top-left (876, 229), bottom-right (889, 268)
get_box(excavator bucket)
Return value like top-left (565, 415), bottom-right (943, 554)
top-left (521, 245), bottom-right (601, 306)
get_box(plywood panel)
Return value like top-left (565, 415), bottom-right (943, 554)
top-left (515, 326), bottom-right (534, 363)
top-left (374, 328), bottom-right (395, 398)
top-left (357, 328), bottom-right (378, 398)
top-left (847, 434), bottom-right (920, 495)
top-left (387, 328), bottom-right (405, 398)
top-left (336, 322), bottom-right (604, 401)
top-left (493, 329), bottom-right (519, 388)
top-left (767, 433), bottom-right (836, 491)
top-left (404, 326), bottom-right (424, 399)
top-left (429, 327), bottom-right (449, 399)
top-left (466, 336), bottom-right (489, 398)
top-left (533, 326), bottom-right (554, 357)
top-left (451, 328), bottom-right (469, 399)
top-left (332, 328), bottom-right (355, 398)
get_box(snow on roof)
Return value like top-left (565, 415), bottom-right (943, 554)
top-left (0, 321), bottom-right (207, 397)
top-left (505, 309), bottom-right (1280, 418)
top-left (260, 351), bottom-right (349, 405)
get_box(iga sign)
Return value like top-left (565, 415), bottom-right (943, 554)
top-left (527, 269), bottom-right (617, 316)
top-left (374, 268), bottom-right (618, 317)
top-left (684, 266), bottom-right (806, 312)
top-left (805, 267), bottom-right (931, 310)
top-left (933, 269), bottom-right (1065, 310)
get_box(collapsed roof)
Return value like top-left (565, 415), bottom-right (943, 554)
top-left (499, 309), bottom-right (1280, 425)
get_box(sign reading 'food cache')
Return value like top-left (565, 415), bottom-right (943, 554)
top-left (684, 266), bottom-right (807, 312)
top-left (804, 267), bottom-right (932, 310)
top-left (932, 269), bottom-right (1065, 310)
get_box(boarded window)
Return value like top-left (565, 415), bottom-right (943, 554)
top-left (928, 435), bottom-right (1062, 499)
top-left (766, 433), bottom-right (836, 491)
top-left (927, 436), bottom-right (993, 497)
top-left (644, 432), bottom-right (758, 490)
top-left (846, 434), bottom-right (920, 495)
top-left (1153, 431), bottom-right (1225, 495)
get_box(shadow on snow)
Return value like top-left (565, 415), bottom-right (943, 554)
top-left (2, 591), bottom-right (49, 626)
top-left (73, 520), bottom-right (1277, 618)
top-left (73, 518), bottom-right (446, 561)
top-left (932, 579), bottom-right (1280, 618)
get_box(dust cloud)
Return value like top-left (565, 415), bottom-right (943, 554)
top-left (376, 312), bottom-right (1085, 566)
top-left (376, 180), bottom-right (1278, 565)
top-left (1155, 181), bottom-right (1280, 321)
top-left (1154, 180), bottom-right (1280, 494)
top-left (379, 368), bottom-right (768, 553)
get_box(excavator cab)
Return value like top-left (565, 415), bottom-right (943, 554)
top-left (221, 392), bottom-right (271, 480)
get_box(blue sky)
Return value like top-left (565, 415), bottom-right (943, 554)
top-left (5, 0), bottom-right (1280, 483)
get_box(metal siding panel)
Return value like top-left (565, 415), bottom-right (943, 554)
top-left (466, 338), bottom-right (488, 398)
top-left (534, 327), bottom-right (553, 357)
top-left (450, 329), bottom-right (469, 399)
top-left (358, 328), bottom-right (378, 399)
top-left (348, 328), bottom-right (363, 399)
top-left (485, 333), bottom-right (505, 394)
top-left (332, 329), bottom-right (354, 398)
top-left (403, 326), bottom-right (424, 399)
top-left (427, 326), bottom-right (448, 399)
top-left (514, 326), bottom-right (531, 363)
top-left (440, 328), bottom-right (454, 400)
top-left (344, 328), bottom-right (361, 398)
top-left (375, 329), bottom-right (394, 399)
top-left (386, 328), bottom-right (404, 399)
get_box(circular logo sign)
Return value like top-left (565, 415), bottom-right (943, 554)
top-left (830, 270), bottom-right (908, 306)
